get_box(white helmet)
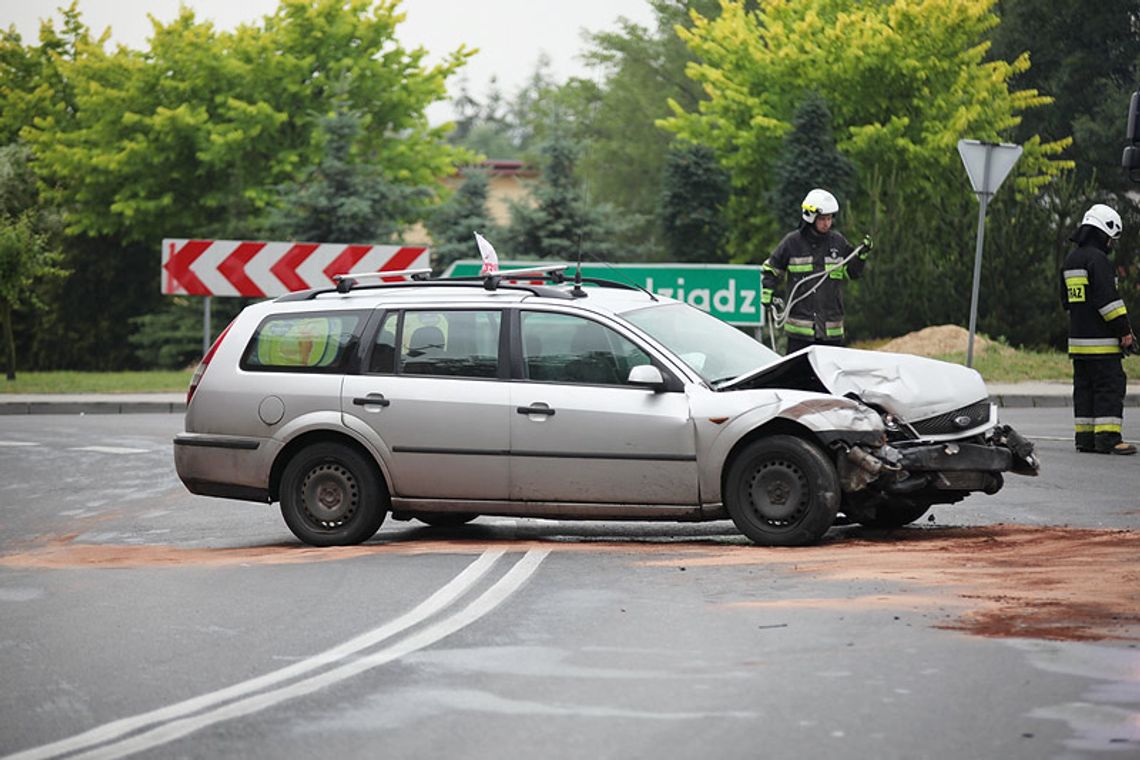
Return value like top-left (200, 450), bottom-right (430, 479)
top-left (1080, 203), bottom-right (1122, 239)
top-left (801, 188), bottom-right (839, 223)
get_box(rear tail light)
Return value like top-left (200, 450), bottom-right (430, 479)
top-left (187, 321), bottom-right (234, 405)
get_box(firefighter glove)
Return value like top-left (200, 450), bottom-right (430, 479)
top-left (761, 288), bottom-right (773, 305)
top-left (861, 234), bottom-right (873, 256)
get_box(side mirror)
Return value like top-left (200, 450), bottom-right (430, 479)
top-left (627, 364), bottom-right (666, 391)
top-left (1124, 145), bottom-right (1140, 180)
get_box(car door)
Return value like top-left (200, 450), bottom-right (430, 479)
top-left (509, 310), bottom-right (698, 505)
top-left (341, 308), bottom-right (510, 500)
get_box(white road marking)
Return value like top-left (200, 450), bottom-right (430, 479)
top-left (74, 550), bottom-right (549, 760)
top-left (0, 441), bottom-right (39, 447)
top-left (69, 447), bottom-right (149, 455)
top-left (4, 549), bottom-right (524, 760)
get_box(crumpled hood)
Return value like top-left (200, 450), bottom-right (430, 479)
top-left (720, 345), bottom-right (989, 422)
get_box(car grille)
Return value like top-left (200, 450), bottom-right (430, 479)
top-left (909, 400), bottom-right (992, 436)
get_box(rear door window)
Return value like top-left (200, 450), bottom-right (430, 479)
top-left (399, 310), bottom-right (503, 378)
top-left (241, 312), bottom-right (364, 372)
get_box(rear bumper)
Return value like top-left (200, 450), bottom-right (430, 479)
top-left (174, 433), bottom-right (274, 503)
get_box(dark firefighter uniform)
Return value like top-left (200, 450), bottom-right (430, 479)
top-left (1060, 242), bottom-right (1133, 452)
top-left (761, 227), bottom-right (867, 350)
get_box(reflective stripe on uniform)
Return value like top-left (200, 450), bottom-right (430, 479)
top-left (1099, 299), bottom-right (1128, 321)
top-left (1064, 268), bottom-right (1088, 303)
top-left (785, 317), bottom-right (814, 336)
top-left (1094, 417), bottom-right (1123, 434)
top-left (824, 320), bottom-right (844, 337)
top-left (787, 256), bottom-right (813, 274)
top-left (1069, 337), bottom-right (1122, 355)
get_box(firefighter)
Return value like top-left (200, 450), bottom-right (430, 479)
top-left (761, 188), bottom-right (871, 353)
top-left (1061, 203), bottom-right (1136, 455)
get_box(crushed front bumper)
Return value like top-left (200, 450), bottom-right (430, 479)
top-left (838, 424), bottom-right (1039, 496)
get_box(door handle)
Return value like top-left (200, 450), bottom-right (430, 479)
top-left (353, 394), bottom-right (391, 407)
top-left (516, 405), bottom-right (555, 417)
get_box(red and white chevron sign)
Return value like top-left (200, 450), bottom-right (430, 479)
top-left (161, 239), bottom-right (430, 297)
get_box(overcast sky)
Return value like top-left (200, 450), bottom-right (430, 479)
top-left (1, 0), bottom-right (658, 123)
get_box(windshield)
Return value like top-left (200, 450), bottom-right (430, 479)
top-left (621, 302), bottom-right (781, 386)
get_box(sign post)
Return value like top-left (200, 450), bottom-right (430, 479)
top-left (957, 140), bottom-right (1022, 367)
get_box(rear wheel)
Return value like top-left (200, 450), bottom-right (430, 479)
top-left (280, 442), bottom-right (387, 546)
top-left (724, 435), bottom-right (840, 546)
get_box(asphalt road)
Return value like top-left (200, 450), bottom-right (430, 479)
top-left (0, 410), bottom-right (1137, 760)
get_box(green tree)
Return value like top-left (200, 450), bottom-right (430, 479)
top-left (504, 129), bottom-right (640, 262)
top-left (989, 0), bottom-right (1140, 196)
top-left (24, 0), bottom-right (471, 245)
top-left (0, 214), bottom-right (67, 379)
top-left (767, 94), bottom-right (856, 234)
top-left (0, 143), bottom-right (68, 379)
top-left (658, 142), bottom-right (731, 262)
top-left (265, 94), bottom-right (424, 243)
top-left (661, 0), bottom-right (1071, 262)
top-left (542, 0), bottom-right (720, 250)
top-left (2, 1), bottom-right (473, 370)
top-left (426, 168), bottom-right (497, 272)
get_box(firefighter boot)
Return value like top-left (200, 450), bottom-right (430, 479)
top-left (1094, 432), bottom-right (1136, 455)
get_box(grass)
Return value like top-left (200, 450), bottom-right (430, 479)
top-left (928, 345), bottom-right (1073, 384)
top-left (0, 370), bottom-right (193, 394)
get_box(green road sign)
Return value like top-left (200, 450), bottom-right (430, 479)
top-left (443, 260), bottom-right (765, 326)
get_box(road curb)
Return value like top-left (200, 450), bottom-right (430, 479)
top-left (0, 400), bottom-right (187, 415)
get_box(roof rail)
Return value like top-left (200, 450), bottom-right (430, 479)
top-left (334, 268), bottom-right (432, 293)
top-left (273, 263), bottom-right (656, 302)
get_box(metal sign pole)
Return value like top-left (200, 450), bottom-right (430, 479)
top-left (966, 146), bottom-right (992, 368)
top-left (957, 139), bottom-right (1022, 370)
top-left (203, 296), bottom-right (211, 357)
top-left (966, 191), bottom-right (990, 368)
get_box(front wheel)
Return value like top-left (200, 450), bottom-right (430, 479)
top-left (724, 435), bottom-right (840, 546)
top-left (280, 442), bottom-right (387, 546)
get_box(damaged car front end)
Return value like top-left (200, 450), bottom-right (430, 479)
top-left (719, 346), bottom-right (1039, 529)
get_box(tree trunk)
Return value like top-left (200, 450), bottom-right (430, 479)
top-left (2, 302), bottom-right (16, 381)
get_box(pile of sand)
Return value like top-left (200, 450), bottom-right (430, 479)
top-left (877, 324), bottom-right (997, 357)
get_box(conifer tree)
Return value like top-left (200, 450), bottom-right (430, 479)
top-left (768, 95), bottom-right (856, 231)
top-left (426, 169), bottom-right (496, 273)
top-left (658, 143), bottom-right (731, 262)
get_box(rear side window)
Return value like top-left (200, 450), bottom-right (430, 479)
top-left (400, 309), bottom-right (502, 378)
top-left (241, 312), bottom-right (363, 372)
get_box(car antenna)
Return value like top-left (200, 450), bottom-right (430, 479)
top-left (571, 234), bottom-right (587, 297)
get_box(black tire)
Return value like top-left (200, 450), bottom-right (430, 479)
top-left (414, 513), bottom-right (478, 528)
top-left (279, 442), bottom-right (387, 546)
top-left (724, 435), bottom-right (840, 546)
top-left (858, 500), bottom-right (931, 529)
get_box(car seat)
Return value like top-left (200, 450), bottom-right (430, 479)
top-left (567, 323), bottom-right (619, 384)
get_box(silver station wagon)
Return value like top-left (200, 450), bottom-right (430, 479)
top-left (174, 265), bottom-right (1039, 547)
